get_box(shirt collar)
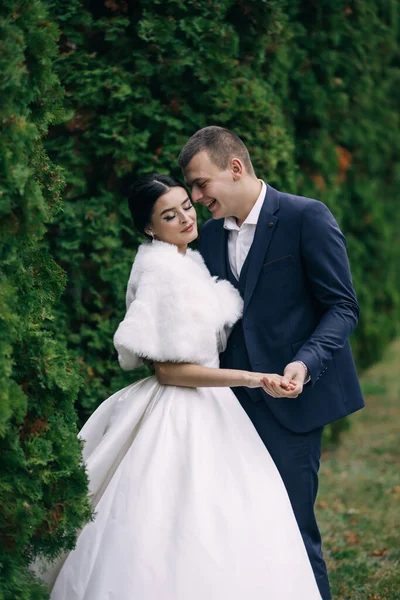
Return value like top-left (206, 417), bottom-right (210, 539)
top-left (223, 180), bottom-right (266, 231)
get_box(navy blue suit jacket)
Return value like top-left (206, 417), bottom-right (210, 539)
top-left (199, 184), bottom-right (364, 433)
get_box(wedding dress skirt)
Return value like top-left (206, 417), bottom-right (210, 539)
top-left (49, 372), bottom-right (321, 599)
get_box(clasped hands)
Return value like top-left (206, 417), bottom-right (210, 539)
top-left (249, 362), bottom-right (308, 398)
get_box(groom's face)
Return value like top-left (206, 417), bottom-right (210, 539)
top-left (182, 151), bottom-right (237, 220)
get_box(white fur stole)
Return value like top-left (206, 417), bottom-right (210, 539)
top-left (113, 240), bottom-right (243, 369)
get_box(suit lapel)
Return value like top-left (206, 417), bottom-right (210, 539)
top-left (220, 227), bottom-right (229, 280)
top-left (244, 185), bottom-right (280, 309)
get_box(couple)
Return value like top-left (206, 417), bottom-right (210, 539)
top-left (48, 127), bottom-right (364, 599)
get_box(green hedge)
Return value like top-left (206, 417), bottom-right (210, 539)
top-left (42, 0), bottom-right (400, 424)
top-left (0, 3), bottom-right (92, 598)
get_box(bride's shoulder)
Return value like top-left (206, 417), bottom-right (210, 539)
top-left (127, 241), bottom-right (202, 292)
top-left (186, 247), bottom-right (209, 271)
top-left (130, 241), bottom-right (181, 273)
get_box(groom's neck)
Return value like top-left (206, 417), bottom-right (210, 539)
top-left (235, 178), bottom-right (262, 227)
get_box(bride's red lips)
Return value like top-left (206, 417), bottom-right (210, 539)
top-left (181, 224), bottom-right (194, 233)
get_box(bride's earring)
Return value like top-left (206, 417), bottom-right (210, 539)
top-left (148, 230), bottom-right (155, 242)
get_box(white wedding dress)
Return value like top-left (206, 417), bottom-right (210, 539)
top-left (45, 242), bottom-right (321, 599)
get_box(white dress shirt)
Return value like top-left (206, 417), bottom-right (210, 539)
top-left (224, 180), bottom-right (266, 280)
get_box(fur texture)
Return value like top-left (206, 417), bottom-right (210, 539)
top-left (113, 240), bottom-right (243, 370)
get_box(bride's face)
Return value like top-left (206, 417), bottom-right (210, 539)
top-left (147, 186), bottom-right (198, 249)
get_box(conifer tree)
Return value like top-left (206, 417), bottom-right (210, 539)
top-left (0, 3), bottom-right (92, 597)
top-left (44, 0), bottom-right (400, 423)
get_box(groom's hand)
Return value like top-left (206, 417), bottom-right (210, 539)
top-left (280, 362), bottom-right (308, 396)
top-left (260, 375), bottom-right (299, 398)
top-left (259, 362), bottom-right (308, 398)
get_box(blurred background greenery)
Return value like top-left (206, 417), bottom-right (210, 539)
top-left (1, 0), bottom-right (399, 597)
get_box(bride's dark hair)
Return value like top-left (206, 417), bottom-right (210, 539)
top-left (128, 173), bottom-right (184, 239)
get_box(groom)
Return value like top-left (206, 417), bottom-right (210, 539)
top-left (179, 126), bottom-right (364, 600)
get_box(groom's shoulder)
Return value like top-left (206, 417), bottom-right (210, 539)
top-left (274, 186), bottom-right (321, 213)
top-left (272, 186), bottom-right (333, 221)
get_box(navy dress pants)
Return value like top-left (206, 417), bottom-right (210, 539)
top-left (233, 387), bottom-right (331, 600)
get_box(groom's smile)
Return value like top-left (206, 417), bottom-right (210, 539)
top-left (204, 198), bottom-right (217, 212)
top-left (182, 151), bottom-right (238, 220)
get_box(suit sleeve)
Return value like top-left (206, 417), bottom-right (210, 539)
top-left (293, 200), bottom-right (359, 385)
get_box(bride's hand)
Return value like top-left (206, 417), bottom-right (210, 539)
top-left (245, 373), bottom-right (294, 390)
top-left (245, 372), bottom-right (280, 389)
top-left (260, 374), bottom-right (301, 398)
top-left (246, 373), bottom-right (299, 398)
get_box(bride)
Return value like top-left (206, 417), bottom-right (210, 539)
top-left (46, 174), bottom-right (321, 599)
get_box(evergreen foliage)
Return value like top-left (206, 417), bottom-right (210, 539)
top-left (42, 0), bottom-right (400, 424)
top-left (0, 3), bottom-right (92, 598)
top-left (1, 2), bottom-right (399, 594)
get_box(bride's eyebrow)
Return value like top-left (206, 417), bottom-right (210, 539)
top-left (159, 197), bottom-right (191, 216)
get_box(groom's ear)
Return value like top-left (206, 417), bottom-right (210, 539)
top-left (231, 158), bottom-right (244, 180)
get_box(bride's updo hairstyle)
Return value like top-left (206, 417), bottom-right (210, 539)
top-left (128, 173), bottom-right (183, 240)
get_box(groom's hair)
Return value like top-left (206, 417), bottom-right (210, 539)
top-left (178, 126), bottom-right (254, 175)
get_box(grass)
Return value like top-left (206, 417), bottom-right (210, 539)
top-left (317, 340), bottom-right (400, 600)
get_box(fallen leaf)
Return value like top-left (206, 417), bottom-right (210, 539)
top-left (371, 548), bottom-right (388, 557)
top-left (345, 531), bottom-right (360, 544)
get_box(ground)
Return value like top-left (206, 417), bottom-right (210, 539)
top-left (318, 340), bottom-right (400, 600)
